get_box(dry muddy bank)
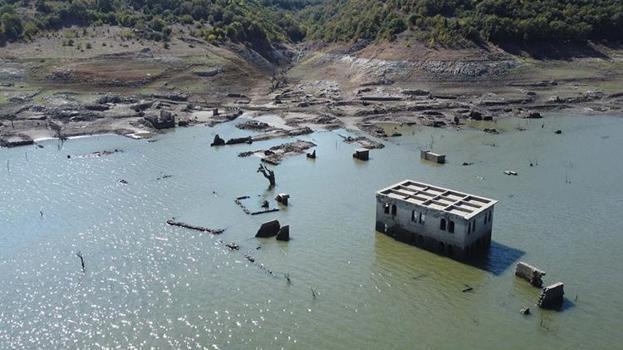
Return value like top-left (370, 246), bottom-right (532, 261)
top-left (2, 31), bottom-right (623, 147)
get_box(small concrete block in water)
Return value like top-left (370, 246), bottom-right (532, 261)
top-left (515, 261), bottom-right (546, 287)
top-left (256, 220), bottom-right (280, 238)
top-left (275, 193), bottom-right (290, 206)
top-left (353, 148), bottom-right (369, 161)
top-left (420, 150), bottom-right (446, 164)
top-left (538, 282), bottom-right (564, 309)
top-left (276, 225), bottom-right (290, 241)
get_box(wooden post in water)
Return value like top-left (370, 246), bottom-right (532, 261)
top-left (76, 251), bottom-right (86, 273)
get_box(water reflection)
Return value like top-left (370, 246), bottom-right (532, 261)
top-left (468, 241), bottom-right (525, 276)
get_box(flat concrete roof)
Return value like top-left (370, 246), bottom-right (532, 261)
top-left (377, 180), bottom-right (498, 219)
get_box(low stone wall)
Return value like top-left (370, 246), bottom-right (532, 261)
top-left (515, 262), bottom-right (546, 287)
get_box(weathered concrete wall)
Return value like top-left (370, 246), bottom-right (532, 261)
top-left (538, 282), bottom-right (564, 309)
top-left (464, 208), bottom-right (494, 247)
top-left (515, 262), bottom-right (546, 287)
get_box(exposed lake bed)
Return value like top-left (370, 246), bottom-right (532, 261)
top-left (1, 112), bottom-right (623, 349)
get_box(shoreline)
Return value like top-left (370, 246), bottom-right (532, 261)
top-left (2, 34), bottom-right (622, 148)
top-left (1, 105), bottom-right (620, 151)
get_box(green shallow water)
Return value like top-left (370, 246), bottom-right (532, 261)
top-left (1, 113), bottom-right (622, 349)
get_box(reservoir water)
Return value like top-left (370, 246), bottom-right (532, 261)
top-left (1, 113), bottom-right (622, 349)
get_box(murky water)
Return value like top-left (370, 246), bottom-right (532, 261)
top-left (1, 113), bottom-right (623, 349)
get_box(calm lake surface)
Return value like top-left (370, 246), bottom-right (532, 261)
top-left (1, 113), bottom-right (622, 349)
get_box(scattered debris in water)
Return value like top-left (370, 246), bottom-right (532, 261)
top-left (155, 174), bottom-right (173, 181)
top-left (71, 149), bottom-right (122, 159)
top-left (234, 196), bottom-right (252, 215)
top-left (225, 242), bottom-right (240, 250)
top-left (76, 251), bottom-right (86, 273)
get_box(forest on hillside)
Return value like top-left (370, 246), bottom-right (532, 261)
top-left (0, 0), bottom-right (316, 45)
top-left (303, 0), bottom-right (623, 47)
top-left (1, 0), bottom-right (622, 48)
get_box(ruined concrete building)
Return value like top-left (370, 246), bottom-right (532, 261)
top-left (145, 110), bottom-right (175, 129)
top-left (376, 180), bottom-right (497, 259)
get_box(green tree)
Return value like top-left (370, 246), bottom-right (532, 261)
top-left (1, 13), bottom-right (23, 41)
top-left (96, 0), bottom-right (115, 13)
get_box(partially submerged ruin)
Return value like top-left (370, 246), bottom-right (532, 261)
top-left (353, 148), bottom-right (370, 161)
top-left (376, 180), bottom-right (497, 259)
top-left (515, 262), bottom-right (546, 287)
top-left (145, 110), bottom-right (176, 129)
top-left (420, 150), bottom-right (446, 164)
top-left (539, 282), bottom-right (565, 309)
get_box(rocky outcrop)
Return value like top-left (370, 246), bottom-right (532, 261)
top-left (211, 134), bottom-right (225, 146)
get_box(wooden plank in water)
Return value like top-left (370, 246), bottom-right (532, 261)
top-left (166, 220), bottom-right (224, 234)
top-left (251, 208), bottom-right (280, 216)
